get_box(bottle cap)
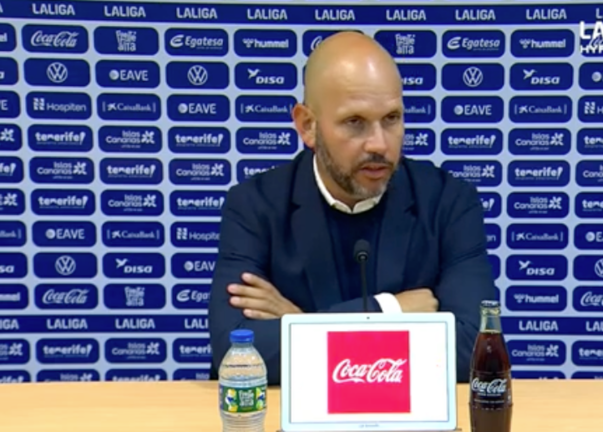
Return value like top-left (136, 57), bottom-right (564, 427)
top-left (481, 299), bottom-right (500, 308)
top-left (230, 329), bottom-right (254, 344)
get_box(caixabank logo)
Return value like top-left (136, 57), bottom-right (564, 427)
top-left (402, 96), bottom-right (436, 123)
top-left (509, 128), bottom-right (570, 155)
top-left (507, 340), bottom-right (565, 366)
top-left (171, 253), bottom-right (217, 279)
top-left (32, 221), bottom-right (96, 247)
top-left (506, 255), bottom-right (568, 281)
top-left (575, 224), bottom-right (603, 250)
top-left (441, 64), bottom-right (504, 91)
top-left (100, 158), bottom-right (163, 185)
top-left (34, 284), bottom-right (98, 310)
top-left (575, 192), bottom-right (603, 218)
top-left (509, 96), bottom-right (572, 123)
top-left (104, 284), bottom-right (166, 309)
top-left (396, 63), bottom-right (436, 91)
top-left (0, 189), bottom-right (25, 215)
top-left (32, 189), bottom-right (95, 216)
top-left (103, 253), bottom-right (165, 279)
top-left (510, 63), bottom-right (573, 91)
top-left (102, 221), bottom-right (164, 248)
top-left (236, 127), bottom-right (297, 154)
top-left (506, 286), bottom-right (567, 312)
top-left (34, 253), bottom-right (96, 279)
top-left (0, 124), bottom-right (22, 151)
top-left (0, 221), bottom-right (26, 247)
top-left (167, 94), bottom-right (230, 122)
top-left (22, 24), bottom-right (88, 54)
top-left (170, 190), bottom-right (225, 217)
top-left (442, 30), bottom-right (504, 58)
top-left (24, 58), bottom-right (90, 87)
top-left (403, 129), bottom-right (435, 155)
top-left (236, 95), bottom-right (296, 122)
top-left (101, 190), bottom-right (163, 216)
top-left (166, 61), bottom-right (229, 89)
top-left (441, 129), bottom-right (502, 155)
top-left (26, 92), bottom-right (91, 120)
top-left (578, 129), bottom-right (603, 155)
top-left (166, 28), bottom-right (228, 57)
top-left (234, 29), bottom-right (295, 57)
top-left (440, 160), bottom-right (502, 186)
top-left (235, 62), bottom-right (297, 90)
top-left (99, 126), bottom-right (161, 153)
top-left (507, 192), bottom-right (569, 218)
top-left (508, 160), bottom-right (570, 187)
top-left (441, 96), bottom-right (503, 123)
top-left (579, 63), bottom-right (603, 90)
top-left (94, 27), bottom-right (158, 55)
top-left (0, 91), bottom-right (19, 119)
top-left (96, 60), bottom-right (160, 88)
top-left (169, 127), bottom-right (230, 154)
top-left (28, 125), bottom-right (93, 153)
top-left (98, 93), bottom-right (160, 121)
top-left (507, 223), bottom-right (568, 250)
top-left (510, 29), bottom-right (574, 57)
top-left (374, 30), bottom-right (436, 59)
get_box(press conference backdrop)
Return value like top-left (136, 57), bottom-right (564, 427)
top-left (0, 0), bottom-right (602, 383)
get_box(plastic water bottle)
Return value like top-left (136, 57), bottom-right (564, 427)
top-left (219, 329), bottom-right (268, 432)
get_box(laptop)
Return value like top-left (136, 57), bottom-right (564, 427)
top-left (279, 312), bottom-right (460, 432)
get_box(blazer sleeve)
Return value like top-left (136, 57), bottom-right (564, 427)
top-left (434, 180), bottom-right (497, 383)
top-left (209, 185), bottom-right (383, 385)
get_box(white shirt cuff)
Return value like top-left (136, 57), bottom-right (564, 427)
top-left (374, 293), bottom-right (403, 313)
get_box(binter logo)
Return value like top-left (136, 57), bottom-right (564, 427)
top-left (170, 191), bottom-right (225, 217)
top-left (403, 129), bottom-right (435, 155)
top-left (441, 129), bottom-right (502, 155)
top-left (508, 160), bottom-right (569, 187)
top-left (373, 30), bottom-right (437, 59)
top-left (511, 29), bottom-right (574, 57)
top-left (510, 63), bottom-right (573, 90)
top-left (507, 255), bottom-right (567, 281)
top-left (235, 29), bottom-right (296, 57)
top-left (96, 60), bottom-right (160, 88)
top-left (441, 160), bottom-right (501, 187)
top-left (166, 28), bottom-right (228, 56)
top-left (235, 62), bottom-right (297, 90)
top-left (23, 24), bottom-right (88, 53)
top-left (443, 30), bottom-right (504, 57)
top-left (99, 126), bottom-right (161, 154)
top-left (327, 331), bottom-right (411, 414)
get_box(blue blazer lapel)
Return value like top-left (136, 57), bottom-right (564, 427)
top-left (291, 151), bottom-right (342, 311)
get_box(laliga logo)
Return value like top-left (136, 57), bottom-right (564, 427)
top-left (471, 378), bottom-right (507, 395)
top-left (332, 358), bottom-right (407, 384)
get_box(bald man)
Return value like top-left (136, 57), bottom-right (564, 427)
top-left (209, 32), bottom-right (496, 384)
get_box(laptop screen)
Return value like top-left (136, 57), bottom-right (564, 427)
top-left (286, 320), bottom-right (452, 427)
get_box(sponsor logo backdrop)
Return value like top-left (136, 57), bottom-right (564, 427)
top-left (0, 0), bottom-right (603, 382)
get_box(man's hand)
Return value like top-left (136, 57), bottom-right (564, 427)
top-left (394, 288), bottom-right (439, 312)
top-left (227, 273), bottom-right (302, 320)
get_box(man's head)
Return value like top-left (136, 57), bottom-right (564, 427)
top-left (292, 31), bottom-right (404, 206)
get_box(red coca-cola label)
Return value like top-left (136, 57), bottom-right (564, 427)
top-left (327, 331), bottom-right (411, 414)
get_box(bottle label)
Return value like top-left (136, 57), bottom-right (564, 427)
top-left (219, 384), bottom-right (267, 413)
top-left (469, 372), bottom-right (512, 408)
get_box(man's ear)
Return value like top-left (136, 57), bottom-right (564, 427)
top-left (291, 102), bottom-right (316, 149)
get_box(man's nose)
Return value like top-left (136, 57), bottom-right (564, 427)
top-left (364, 125), bottom-right (388, 154)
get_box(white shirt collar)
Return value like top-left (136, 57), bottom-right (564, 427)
top-left (313, 155), bottom-right (383, 214)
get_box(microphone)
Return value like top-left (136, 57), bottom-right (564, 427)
top-left (354, 239), bottom-right (371, 312)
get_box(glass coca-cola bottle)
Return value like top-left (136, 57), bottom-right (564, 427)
top-left (469, 300), bottom-right (512, 432)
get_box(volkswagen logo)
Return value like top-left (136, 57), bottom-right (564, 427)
top-left (463, 66), bottom-right (483, 88)
top-left (187, 65), bottom-right (208, 86)
top-left (595, 258), bottom-right (603, 279)
top-left (55, 255), bottom-right (76, 276)
top-left (47, 62), bottom-right (69, 84)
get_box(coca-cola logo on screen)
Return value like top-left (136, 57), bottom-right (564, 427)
top-left (327, 331), bottom-right (411, 414)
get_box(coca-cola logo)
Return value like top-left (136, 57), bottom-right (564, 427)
top-left (581, 291), bottom-right (603, 308)
top-left (31, 30), bottom-right (79, 48)
top-left (471, 378), bottom-right (507, 395)
top-left (42, 288), bottom-right (89, 304)
top-left (332, 358), bottom-right (406, 384)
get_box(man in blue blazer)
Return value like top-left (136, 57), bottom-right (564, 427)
top-left (209, 32), bottom-right (496, 385)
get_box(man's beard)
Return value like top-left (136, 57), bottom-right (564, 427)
top-left (314, 128), bottom-right (397, 201)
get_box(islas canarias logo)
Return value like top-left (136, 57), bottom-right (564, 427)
top-left (327, 331), bottom-right (411, 414)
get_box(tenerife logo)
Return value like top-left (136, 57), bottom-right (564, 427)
top-left (507, 223), bottom-right (568, 249)
top-left (169, 127), bottom-right (230, 154)
top-left (104, 284), bottom-right (167, 309)
top-left (35, 284), bottom-right (98, 310)
top-left (0, 221), bottom-right (26, 247)
top-left (235, 29), bottom-right (296, 57)
top-left (94, 27), bottom-right (158, 55)
top-left (0, 58), bottom-right (18, 85)
top-left (0, 340), bottom-right (29, 365)
top-left (574, 287), bottom-right (603, 312)
top-left (507, 192), bottom-right (568, 218)
top-left (105, 339), bottom-right (166, 363)
top-left (167, 95), bottom-right (230, 122)
top-left (442, 96), bottom-right (503, 123)
top-left (27, 92), bottom-right (91, 120)
top-left (166, 62), bottom-right (228, 89)
top-left (479, 192), bottom-right (501, 218)
top-left (578, 129), bottom-right (603, 155)
top-left (506, 286), bottom-right (566, 312)
top-left (441, 161), bottom-right (501, 186)
top-left (441, 64), bottom-right (504, 90)
top-left (172, 253), bottom-right (217, 279)
top-left (237, 159), bottom-right (290, 183)
top-left (441, 129), bottom-right (502, 155)
top-left (30, 157), bottom-right (93, 184)
top-left (102, 221), bottom-right (164, 248)
top-left (0, 125), bottom-right (21, 151)
top-left (397, 63), bottom-right (436, 91)
top-left (236, 95), bottom-right (296, 122)
top-left (170, 191), bottom-right (226, 217)
top-left (373, 30), bottom-right (437, 59)
top-left (508, 341), bottom-right (565, 365)
top-left (173, 284), bottom-right (211, 308)
top-left (579, 19), bottom-right (603, 56)
top-left (171, 222), bottom-right (220, 248)
top-left (166, 28), bottom-right (228, 56)
top-left (96, 60), bottom-right (160, 88)
top-left (509, 96), bottom-right (572, 123)
top-left (33, 221), bottom-right (96, 247)
top-left (577, 160), bottom-right (603, 187)
top-left (510, 63), bottom-right (573, 90)
top-left (0, 157), bottom-right (23, 183)
top-left (103, 253), bottom-right (165, 279)
top-left (101, 190), bottom-right (163, 216)
top-left (0, 24), bottom-right (16, 52)
top-left (33, 253), bottom-right (97, 279)
top-left (579, 96), bottom-right (603, 122)
top-left (99, 126), bottom-right (161, 153)
top-left (0, 189), bottom-right (24, 215)
top-left (575, 224), bottom-right (603, 250)
top-left (507, 255), bottom-right (567, 281)
top-left (28, 125), bottom-right (92, 152)
top-left (235, 62), bottom-right (297, 90)
top-left (508, 160), bottom-right (570, 187)
top-left (23, 24), bottom-right (88, 53)
top-left (236, 128), bottom-right (297, 154)
top-left (0, 284), bottom-right (28, 310)
top-left (173, 339), bottom-right (212, 363)
top-left (573, 256), bottom-right (603, 281)
top-left (169, 159), bottom-right (230, 185)
top-left (403, 96), bottom-right (435, 123)
top-left (576, 193), bottom-right (603, 218)
top-left (403, 129), bottom-right (435, 156)
top-left (0, 252), bottom-right (27, 278)
top-left (0, 91), bottom-right (19, 119)
top-left (98, 93), bottom-right (160, 121)
top-left (579, 63), bottom-right (603, 90)
top-left (36, 339), bottom-right (99, 364)
top-left (511, 29), bottom-right (574, 57)
top-left (24, 59), bottom-right (90, 87)
top-left (509, 129), bottom-right (569, 155)
top-left (443, 30), bottom-right (504, 57)
top-left (32, 189), bottom-right (94, 216)
top-left (573, 342), bottom-right (603, 367)
top-left (100, 158), bottom-right (162, 185)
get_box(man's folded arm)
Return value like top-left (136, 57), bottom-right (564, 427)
top-left (434, 180), bottom-right (497, 383)
top-left (209, 188), bottom-right (385, 385)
